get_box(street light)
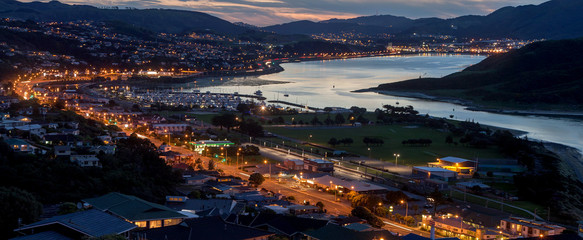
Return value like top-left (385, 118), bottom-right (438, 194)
top-left (368, 148), bottom-right (371, 159)
top-left (394, 153), bottom-right (400, 166)
top-left (401, 200), bottom-right (408, 217)
top-left (264, 160), bottom-right (271, 179)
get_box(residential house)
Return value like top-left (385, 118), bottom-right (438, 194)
top-left (83, 192), bottom-right (187, 229)
top-left (4, 138), bottom-right (43, 154)
top-left (135, 216), bottom-right (273, 240)
top-left (12, 209), bottom-right (136, 240)
top-left (303, 224), bottom-right (398, 240)
top-left (54, 145), bottom-right (71, 157)
top-left (252, 215), bottom-right (329, 240)
top-left (70, 155), bottom-right (101, 167)
top-left (184, 174), bottom-right (216, 185)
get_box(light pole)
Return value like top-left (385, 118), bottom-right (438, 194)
top-left (264, 160), bottom-right (271, 179)
top-left (401, 200), bottom-right (408, 217)
top-left (330, 181), bottom-right (336, 201)
top-left (394, 153), bottom-right (400, 166)
top-left (368, 148), bottom-right (371, 159)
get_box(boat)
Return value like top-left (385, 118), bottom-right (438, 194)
top-left (254, 90), bottom-right (263, 96)
top-left (283, 94), bottom-right (289, 97)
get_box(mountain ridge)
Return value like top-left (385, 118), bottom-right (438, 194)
top-left (263, 0), bottom-right (583, 39)
top-left (370, 38), bottom-right (583, 107)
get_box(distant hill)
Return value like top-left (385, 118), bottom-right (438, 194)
top-left (0, 0), bottom-right (247, 34)
top-left (264, 0), bottom-right (583, 40)
top-left (262, 20), bottom-right (389, 35)
top-left (372, 38), bottom-right (583, 106)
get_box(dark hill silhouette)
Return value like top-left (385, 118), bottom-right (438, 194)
top-left (372, 38), bottom-right (583, 105)
top-left (0, 0), bottom-right (247, 34)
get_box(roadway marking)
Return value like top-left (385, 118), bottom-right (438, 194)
top-left (239, 172), bottom-right (250, 177)
top-left (383, 221), bottom-right (413, 231)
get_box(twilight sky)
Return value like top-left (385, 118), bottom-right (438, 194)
top-left (23, 0), bottom-right (548, 26)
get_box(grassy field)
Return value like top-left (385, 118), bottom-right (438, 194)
top-left (265, 124), bottom-right (503, 166)
top-left (448, 191), bottom-right (546, 219)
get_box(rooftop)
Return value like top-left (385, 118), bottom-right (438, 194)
top-left (14, 209), bottom-right (136, 238)
top-left (413, 166), bottom-right (458, 173)
top-left (83, 192), bottom-right (186, 221)
top-left (439, 156), bottom-right (475, 163)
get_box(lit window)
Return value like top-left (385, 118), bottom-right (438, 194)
top-left (150, 220), bottom-right (162, 228)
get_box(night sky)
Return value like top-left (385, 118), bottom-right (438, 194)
top-left (23, 0), bottom-right (548, 26)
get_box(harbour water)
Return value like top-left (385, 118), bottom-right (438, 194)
top-left (175, 54), bottom-right (583, 151)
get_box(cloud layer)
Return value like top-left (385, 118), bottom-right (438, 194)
top-left (21, 0), bottom-right (548, 26)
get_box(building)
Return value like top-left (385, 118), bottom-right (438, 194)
top-left (190, 140), bottom-right (234, 153)
top-left (303, 224), bottom-right (398, 240)
top-left (83, 192), bottom-right (187, 229)
top-left (421, 215), bottom-right (502, 240)
top-left (578, 221), bottom-right (583, 238)
top-left (412, 167), bottom-right (458, 182)
top-left (70, 155), bottom-right (101, 167)
top-left (13, 209), bottom-right (136, 240)
top-left (152, 123), bottom-right (189, 134)
top-left (500, 217), bottom-right (566, 238)
top-left (283, 159), bottom-right (304, 170)
top-left (304, 159), bottom-right (334, 172)
top-left (428, 157), bottom-right (476, 175)
top-left (287, 205), bottom-right (322, 215)
top-left (307, 175), bottom-right (388, 194)
top-left (136, 216), bottom-right (273, 240)
top-left (54, 145), bottom-right (71, 157)
top-left (4, 138), bottom-right (36, 153)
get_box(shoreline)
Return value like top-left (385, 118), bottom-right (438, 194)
top-left (357, 89), bottom-right (583, 119)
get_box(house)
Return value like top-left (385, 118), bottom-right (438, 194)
top-left (159, 144), bottom-right (171, 152)
top-left (253, 215), bottom-right (329, 240)
top-left (83, 192), bottom-right (187, 229)
top-left (135, 216), bottom-right (273, 240)
top-left (500, 217), bottom-right (566, 238)
top-left (303, 224), bottom-right (398, 240)
top-left (70, 155), bottom-right (101, 167)
top-left (54, 145), bottom-right (71, 157)
top-left (166, 198), bottom-right (245, 218)
top-left (284, 159), bottom-right (304, 170)
top-left (303, 159), bottom-right (334, 172)
top-left (14, 124), bottom-right (46, 137)
top-left (12, 209), bottom-right (136, 240)
top-left (90, 145), bottom-right (116, 155)
top-left (5, 138), bottom-right (33, 153)
top-left (287, 205), bottom-right (322, 215)
top-left (412, 167), bottom-right (458, 182)
top-left (428, 156), bottom-right (476, 175)
top-left (421, 215), bottom-right (503, 240)
top-left (184, 174), bottom-right (216, 185)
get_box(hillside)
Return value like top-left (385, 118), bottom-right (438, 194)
top-left (0, 0), bottom-right (247, 34)
top-left (262, 20), bottom-right (389, 35)
top-left (264, 0), bottom-right (583, 40)
top-left (371, 38), bottom-right (583, 107)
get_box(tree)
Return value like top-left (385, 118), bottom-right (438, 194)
top-left (249, 173), bottom-right (265, 186)
top-left (429, 188), bottom-right (447, 215)
top-left (0, 187), bottom-right (42, 237)
top-left (351, 206), bottom-right (384, 228)
top-left (328, 137), bottom-right (338, 147)
top-left (239, 119), bottom-right (264, 137)
top-left (195, 158), bottom-right (204, 170)
top-left (316, 201), bottom-right (325, 210)
top-left (208, 159), bottom-right (216, 170)
top-left (324, 115), bottom-right (334, 125)
top-left (211, 113), bottom-right (238, 131)
top-left (334, 113), bottom-right (345, 125)
top-left (58, 202), bottom-right (79, 215)
top-left (445, 135), bottom-right (454, 145)
top-left (385, 191), bottom-right (409, 205)
top-left (310, 116), bottom-right (322, 125)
